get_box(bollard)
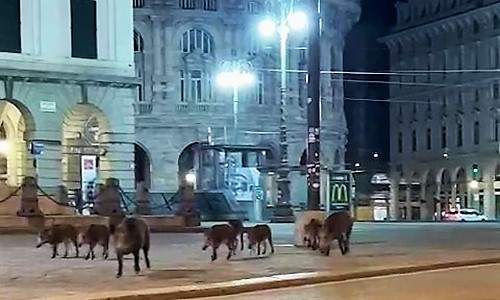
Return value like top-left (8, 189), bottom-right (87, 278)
top-left (94, 178), bottom-right (124, 217)
top-left (17, 176), bottom-right (43, 217)
top-left (135, 181), bottom-right (150, 215)
top-left (56, 185), bottom-right (68, 205)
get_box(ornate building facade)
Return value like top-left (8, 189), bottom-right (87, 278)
top-left (382, 0), bottom-right (500, 220)
top-left (133, 0), bottom-right (360, 209)
top-left (0, 0), bottom-right (136, 193)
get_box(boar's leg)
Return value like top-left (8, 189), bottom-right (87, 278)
top-left (51, 244), bottom-right (58, 259)
top-left (116, 252), bottom-right (124, 278)
top-left (133, 250), bottom-right (141, 274)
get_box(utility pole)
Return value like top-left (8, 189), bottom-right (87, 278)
top-left (307, 0), bottom-right (321, 210)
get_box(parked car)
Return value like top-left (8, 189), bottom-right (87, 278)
top-left (442, 209), bottom-right (487, 222)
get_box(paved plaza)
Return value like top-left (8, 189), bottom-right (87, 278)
top-left (3, 223), bottom-right (500, 300)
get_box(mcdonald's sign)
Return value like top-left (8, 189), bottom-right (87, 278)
top-left (329, 171), bottom-right (352, 210)
top-left (331, 184), bottom-right (349, 203)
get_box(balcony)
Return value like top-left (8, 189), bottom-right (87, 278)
top-left (175, 102), bottom-right (226, 113)
top-left (134, 102), bottom-right (153, 115)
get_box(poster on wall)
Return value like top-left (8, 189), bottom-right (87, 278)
top-left (81, 155), bottom-right (97, 204)
top-left (329, 171), bottom-right (351, 211)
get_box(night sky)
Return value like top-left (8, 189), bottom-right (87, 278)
top-left (343, 0), bottom-right (397, 170)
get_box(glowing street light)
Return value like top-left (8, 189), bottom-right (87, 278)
top-left (217, 60), bottom-right (255, 143)
top-left (0, 140), bottom-right (9, 156)
top-left (257, 7), bottom-right (308, 214)
top-left (185, 172), bottom-right (196, 186)
top-left (469, 180), bottom-right (479, 189)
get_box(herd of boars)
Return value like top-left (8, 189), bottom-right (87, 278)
top-left (35, 211), bottom-right (353, 278)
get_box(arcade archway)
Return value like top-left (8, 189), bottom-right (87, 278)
top-left (62, 104), bottom-right (110, 191)
top-left (134, 143), bottom-right (151, 188)
top-left (0, 100), bottom-right (35, 186)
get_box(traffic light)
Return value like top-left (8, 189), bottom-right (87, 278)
top-left (472, 164), bottom-right (480, 179)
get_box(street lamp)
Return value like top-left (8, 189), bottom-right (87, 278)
top-left (217, 60), bottom-right (255, 143)
top-left (258, 4), bottom-right (308, 221)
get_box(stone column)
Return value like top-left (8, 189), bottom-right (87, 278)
top-left (135, 181), bottom-right (150, 215)
top-left (94, 178), bottom-right (123, 217)
top-left (485, 178), bottom-right (495, 219)
top-left (389, 177), bottom-right (399, 220)
top-left (405, 185), bottom-right (412, 220)
top-left (451, 181), bottom-right (457, 209)
top-left (151, 16), bottom-right (163, 76)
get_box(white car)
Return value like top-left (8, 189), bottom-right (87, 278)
top-left (443, 209), bottom-right (488, 222)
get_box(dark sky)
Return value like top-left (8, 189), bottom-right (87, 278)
top-left (343, 0), bottom-right (396, 167)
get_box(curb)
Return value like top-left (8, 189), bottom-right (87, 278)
top-left (50, 257), bottom-right (500, 300)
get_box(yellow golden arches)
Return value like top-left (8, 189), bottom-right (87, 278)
top-left (331, 184), bottom-right (349, 203)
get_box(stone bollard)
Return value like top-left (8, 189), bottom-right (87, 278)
top-left (135, 182), bottom-right (150, 215)
top-left (94, 178), bottom-right (124, 217)
top-left (293, 210), bottom-right (326, 247)
top-left (17, 176), bottom-right (43, 217)
top-left (176, 184), bottom-right (200, 227)
top-left (56, 185), bottom-right (68, 205)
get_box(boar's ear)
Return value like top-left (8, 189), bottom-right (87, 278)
top-left (109, 224), bottom-right (116, 234)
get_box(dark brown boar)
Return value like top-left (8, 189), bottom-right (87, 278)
top-left (110, 217), bottom-right (151, 278)
top-left (247, 224), bottom-right (274, 256)
top-left (202, 224), bottom-right (238, 261)
top-left (79, 224), bottom-right (110, 260)
top-left (303, 218), bottom-right (322, 250)
top-left (318, 211), bottom-right (353, 256)
top-left (36, 224), bottom-right (79, 259)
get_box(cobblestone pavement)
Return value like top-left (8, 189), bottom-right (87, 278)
top-left (2, 222), bottom-right (500, 300)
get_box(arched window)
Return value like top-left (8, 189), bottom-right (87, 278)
top-left (181, 29), bottom-right (214, 54)
top-left (134, 31), bottom-right (144, 52)
top-left (473, 21), bottom-right (480, 34)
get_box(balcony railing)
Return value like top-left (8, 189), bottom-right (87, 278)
top-left (175, 102), bottom-right (225, 113)
top-left (134, 102), bottom-right (153, 115)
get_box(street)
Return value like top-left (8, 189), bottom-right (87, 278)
top-left (3, 222), bottom-right (500, 299)
top-left (196, 264), bottom-right (500, 300)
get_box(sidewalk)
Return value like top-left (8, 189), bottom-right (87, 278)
top-left (3, 226), bottom-right (500, 300)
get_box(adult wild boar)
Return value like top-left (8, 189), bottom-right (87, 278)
top-left (318, 211), bottom-right (353, 256)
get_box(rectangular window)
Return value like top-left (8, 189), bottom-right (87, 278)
top-left (441, 126), bottom-right (447, 149)
top-left (190, 70), bottom-right (202, 102)
top-left (494, 82), bottom-right (499, 99)
top-left (457, 123), bottom-right (463, 147)
top-left (398, 132), bottom-right (403, 153)
top-left (426, 128), bottom-right (432, 150)
top-left (0, 0), bottom-right (20, 53)
top-left (474, 121), bottom-right (480, 145)
top-left (133, 0), bottom-right (145, 8)
top-left (203, 0), bottom-right (217, 11)
top-left (189, 29), bottom-right (195, 52)
top-left (180, 0), bottom-right (195, 9)
top-left (71, 0), bottom-right (97, 59)
top-left (495, 119), bottom-right (499, 142)
top-left (180, 71), bottom-right (185, 102)
top-left (412, 130), bottom-right (417, 152)
top-left (248, 1), bottom-right (261, 14)
top-left (257, 73), bottom-right (264, 105)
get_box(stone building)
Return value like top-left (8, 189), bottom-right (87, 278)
top-left (133, 0), bottom-right (360, 210)
top-left (382, 0), bottom-right (500, 220)
top-left (0, 0), bottom-right (136, 193)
